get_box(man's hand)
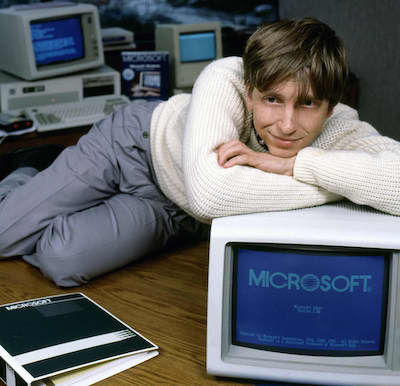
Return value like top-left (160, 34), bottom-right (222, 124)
top-left (217, 139), bottom-right (296, 176)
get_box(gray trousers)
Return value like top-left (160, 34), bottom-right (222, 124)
top-left (0, 100), bottom-right (204, 287)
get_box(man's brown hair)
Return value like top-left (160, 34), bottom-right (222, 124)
top-left (243, 18), bottom-right (348, 108)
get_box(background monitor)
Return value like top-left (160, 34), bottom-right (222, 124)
top-left (207, 202), bottom-right (400, 385)
top-left (155, 22), bottom-right (222, 93)
top-left (0, 2), bottom-right (104, 81)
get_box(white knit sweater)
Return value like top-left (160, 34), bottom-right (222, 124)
top-left (150, 57), bottom-right (400, 223)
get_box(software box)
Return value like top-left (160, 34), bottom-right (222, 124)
top-left (121, 51), bottom-right (169, 101)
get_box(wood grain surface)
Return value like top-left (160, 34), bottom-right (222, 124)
top-left (0, 240), bottom-right (252, 385)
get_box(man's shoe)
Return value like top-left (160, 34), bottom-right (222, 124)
top-left (1, 144), bottom-right (65, 179)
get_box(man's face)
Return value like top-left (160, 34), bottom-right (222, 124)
top-left (246, 79), bottom-right (333, 158)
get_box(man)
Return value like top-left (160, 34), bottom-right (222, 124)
top-left (1, 18), bottom-right (399, 287)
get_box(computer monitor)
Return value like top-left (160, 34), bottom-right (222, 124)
top-left (0, 2), bottom-right (104, 81)
top-left (155, 22), bottom-right (222, 93)
top-left (207, 202), bottom-right (400, 385)
top-left (139, 71), bottom-right (161, 93)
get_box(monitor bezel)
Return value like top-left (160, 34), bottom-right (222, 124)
top-left (0, 3), bottom-right (104, 81)
top-left (155, 22), bottom-right (222, 90)
top-left (230, 242), bottom-right (390, 358)
top-left (219, 242), bottom-right (397, 370)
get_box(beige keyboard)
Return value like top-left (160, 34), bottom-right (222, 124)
top-left (27, 96), bottom-right (130, 132)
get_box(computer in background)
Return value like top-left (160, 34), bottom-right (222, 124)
top-left (155, 22), bottom-right (222, 94)
top-left (0, 66), bottom-right (129, 132)
top-left (207, 201), bottom-right (400, 385)
top-left (101, 27), bottom-right (135, 49)
top-left (0, 2), bottom-right (104, 81)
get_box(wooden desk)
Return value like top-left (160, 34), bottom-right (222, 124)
top-left (0, 240), bottom-right (251, 386)
top-left (0, 126), bottom-right (90, 156)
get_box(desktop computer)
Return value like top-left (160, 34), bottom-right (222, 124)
top-left (155, 22), bottom-right (222, 94)
top-left (0, 2), bottom-right (132, 134)
top-left (0, 66), bottom-right (129, 132)
top-left (207, 201), bottom-right (400, 385)
top-left (0, 2), bottom-right (104, 81)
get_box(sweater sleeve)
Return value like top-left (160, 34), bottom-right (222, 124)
top-left (182, 58), bottom-right (342, 222)
top-left (294, 116), bottom-right (400, 216)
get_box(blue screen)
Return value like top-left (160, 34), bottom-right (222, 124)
top-left (179, 32), bottom-right (216, 63)
top-left (233, 245), bottom-right (388, 356)
top-left (31, 17), bottom-right (84, 66)
top-left (143, 73), bottom-right (160, 88)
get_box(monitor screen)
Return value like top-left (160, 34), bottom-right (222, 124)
top-left (179, 31), bottom-right (216, 63)
top-left (143, 72), bottom-right (161, 89)
top-left (232, 245), bottom-right (389, 356)
top-left (31, 16), bottom-right (84, 67)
